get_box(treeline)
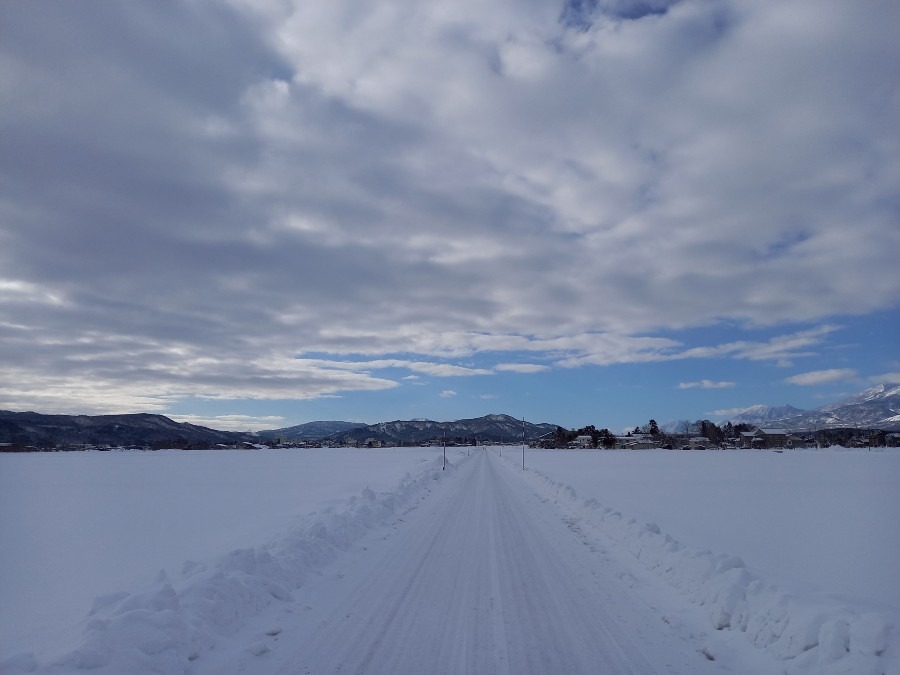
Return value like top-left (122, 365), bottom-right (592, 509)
top-left (550, 425), bottom-right (619, 448)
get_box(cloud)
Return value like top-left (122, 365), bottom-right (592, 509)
top-left (439, 390), bottom-right (457, 398)
top-left (293, 358), bottom-right (491, 377)
top-left (494, 363), bottom-right (550, 373)
top-left (1, 1), bottom-right (898, 413)
top-left (675, 326), bottom-right (841, 363)
top-left (552, 325), bottom-right (842, 369)
top-left (709, 406), bottom-right (758, 417)
top-left (0, 351), bottom-right (398, 416)
top-left (168, 414), bottom-right (285, 432)
top-left (480, 394), bottom-right (498, 400)
top-left (784, 369), bottom-right (858, 386)
top-left (678, 380), bottom-right (735, 390)
top-left (870, 372), bottom-right (900, 385)
top-left (408, 363), bottom-right (492, 377)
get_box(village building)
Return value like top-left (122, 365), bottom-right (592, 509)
top-left (746, 429), bottom-right (804, 449)
top-left (615, 434), bottom-right (658, 450)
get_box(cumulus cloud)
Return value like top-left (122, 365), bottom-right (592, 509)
top-left (678, 380), bottom-right (735, 389)
top-left (1, 0), bottom-right (898, 413)
top-left (440, 390), bottom-right (457, 398)
top-left (784, 369), bottom-right (858, 386)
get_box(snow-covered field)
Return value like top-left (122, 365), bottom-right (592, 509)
top-left (1, 446), bottom-right (897, 674)
top-left (507, 448), bottom-right (900, 673)
top-left (0, 447), bottom-right (444, 665)
top-left (515, 448), bottom-right (900, 610)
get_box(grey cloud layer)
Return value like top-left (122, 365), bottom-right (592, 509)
top-left (1, 0), bottom-right (898, 411)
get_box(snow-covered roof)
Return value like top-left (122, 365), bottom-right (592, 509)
top-left (758, 429), bottom-right (788, 435)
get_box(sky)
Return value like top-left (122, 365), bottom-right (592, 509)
top-left (1, 0), bottom-right (899, 433)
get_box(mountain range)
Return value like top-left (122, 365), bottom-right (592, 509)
top-left (325, 414), bottom-right (558, 445)
top-left (723, 384), bottom-right (900, 430)
top-left (3, 384), bottom-right (898, 449)
top-left (0, 411), bottom-right (250, 448)
top-left (258, 420), bottom-right (366, 441)
top-left (0, 411), bottom-right (556, 449)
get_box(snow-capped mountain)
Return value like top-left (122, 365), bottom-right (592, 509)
top-left (726, 384), bottom-right (900, 430)
top-left (809, 384), bottom-right (900, 428)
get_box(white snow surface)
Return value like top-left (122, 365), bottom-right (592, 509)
top-left (511, 448), bottom-right (900, 674)
top-left (0, 447), bottom-right (440, 663)
top-left (519, 448), bottom-right (900, 609)
top-left (1, 446), bottom-right (898, 674)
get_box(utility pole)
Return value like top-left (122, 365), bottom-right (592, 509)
top-left (522, 417), bottom-right (526, 470)
top-left (443, 432), bottom-right (446, 470)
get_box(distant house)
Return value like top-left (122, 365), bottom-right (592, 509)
top-left (571, 435), bottom-right (593, 449)
top-left (886, 433), bottom-right (900, 447)
top-left (753, 429), bottom-right (791, 449)
top-left (615, 434), bottom-right (658, 450)
top-left (739, 431), bottom-right (757, 449)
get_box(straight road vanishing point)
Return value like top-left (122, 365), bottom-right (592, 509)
top-left (196, 449), bottom-right (732, 675)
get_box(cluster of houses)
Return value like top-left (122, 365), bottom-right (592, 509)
top-left (561, 429), bottom-right (859, 451)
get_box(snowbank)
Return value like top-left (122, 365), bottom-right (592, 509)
top-left (0, 451), bottom-right (463, 675)
top-left (508, 452), bottom-right (900, 675)
top-left (526, 448), bottom-right (900, 607)
top-left (0, 447), bottom-right (443, 659)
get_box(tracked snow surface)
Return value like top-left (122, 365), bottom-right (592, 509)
top-left (1, 447), bottom-right (898, 674)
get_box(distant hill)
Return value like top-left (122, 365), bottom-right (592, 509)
top-left (0, 411), bottom-right (250, 449)
top-left (724, 384), bottom-right (900, 430)
top-left (8, 384), bottom-right (895, 451)
top-left (257, 420), bottom-right (366, 441)
top-left (0, 411), bottom-right (561, 449)
top-left (330, 414), bottom-right (559, 445)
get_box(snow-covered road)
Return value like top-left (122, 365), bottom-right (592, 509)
top-left (195, 450), bottom-right (725, 674)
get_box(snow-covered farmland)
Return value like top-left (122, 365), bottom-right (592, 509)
top-left (1, 446), bottom-right (898, 674)
top-left (508, 448), bottom-right (900, 673)
top-left (0, 447), bottom-right (444, 664)
top-left (515, 448), bottom-right (900, 610)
